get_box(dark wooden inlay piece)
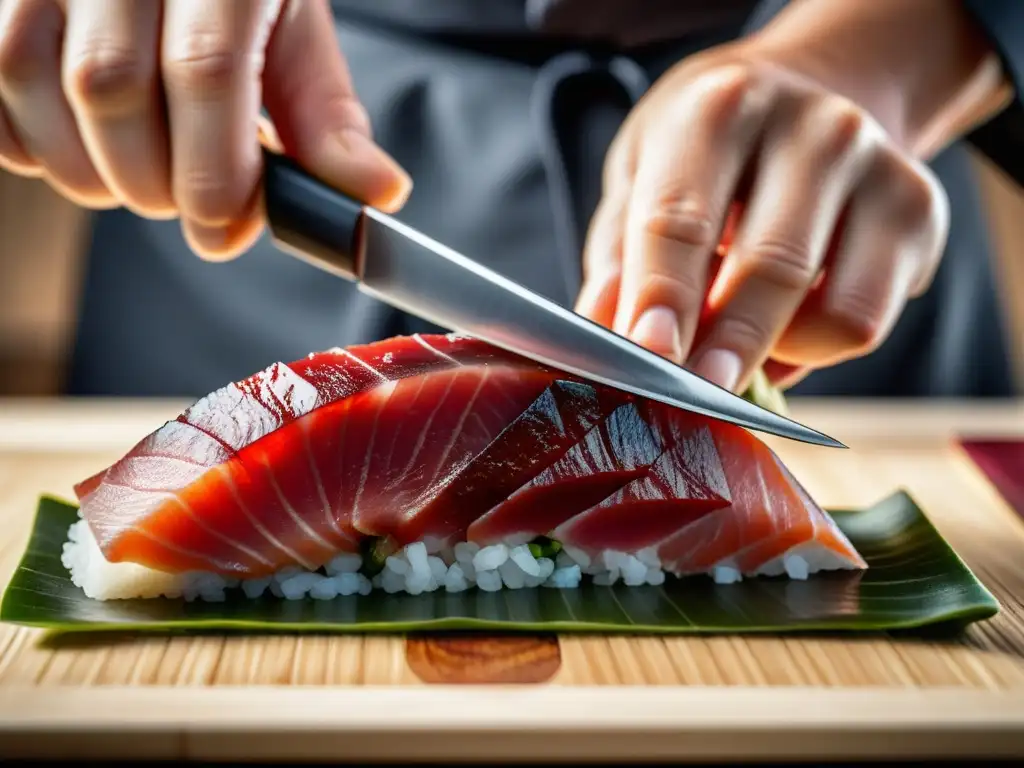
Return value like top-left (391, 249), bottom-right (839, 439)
top-left (406, 633), bottom-right (561, 684)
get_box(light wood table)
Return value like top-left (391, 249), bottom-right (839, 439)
top-left (0, 397), bottom-right (1023, 762)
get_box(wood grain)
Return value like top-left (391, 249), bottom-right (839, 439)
top-left (0, 399), bottom-right (1023, 760)
top-left (406, 634), bottom-right (561, 684)
top-left (1, 686), bottom-right (1023, 761)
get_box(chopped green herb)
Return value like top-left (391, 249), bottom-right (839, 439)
top-left (359, 536), bottom-right (393, 577)
top-left (528, 536), bottom-right (562, 559)
top-left (741, 368), bottom-right (789, 416)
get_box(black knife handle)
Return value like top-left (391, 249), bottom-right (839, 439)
top-left (261, 146), bottom-right (363, 280)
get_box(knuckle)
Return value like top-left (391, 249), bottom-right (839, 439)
top-left (641, 196), bottom-right (718, 251)
top-left (318, 93), bottom-right (372, 138)
top-left (175, 167), bottom-right (243, 223)
top-left (744, 238), bottom-right (817, 292)
top-left (892, 170), bottom-right (937, 224)
top-left (637, 271), bottom-right (706, 312)
top-left (163, 34), bottom-right (243, 92)
top-left (685, 62), bottom-right (771, 136)
top-left (714, 313), bottom-right (771, 357)
top-left (700, 62), bottom-right (756, 107)
top-left (824, 289), bottom-right (888, 351)
top-left (876, 150), bottom-right (944, 227)
top-left (815, 95), bottom-right (868, 160)
top-left (718, 65), bottom-right (772, 132)
top-left (64, 46), bottom-right (152, 113)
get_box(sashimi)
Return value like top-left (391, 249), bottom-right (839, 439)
top-left (61, 333), bottom-right (866, 602)
top-left (389, 379), bottom-right (629, 549)
top-left (551, 422), bottom-right (732, 554)
top-left (655, 423), bottom-right (864, 584)
top-left (466, 401), bottom-right (727, 549)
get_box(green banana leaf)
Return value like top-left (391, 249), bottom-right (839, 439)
top-left (0, 491), bottom-right (999, 636)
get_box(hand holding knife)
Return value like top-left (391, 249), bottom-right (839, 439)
top-left (260, 147), bottom-right (844, 449)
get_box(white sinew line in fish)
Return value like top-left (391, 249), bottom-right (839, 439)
top-left (430, 368), bottom-right (490, 487)
top-left (258, 454), bottom-right (336, 553)
top-left (215, 463), bottom-right (318, 571)
top-left (351, 379), bottom-right (399, 521)
top-left (299, 418), bottom-right (350, 541)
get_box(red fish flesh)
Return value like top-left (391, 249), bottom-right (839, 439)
top-left (64, 333), bottom-right (866, 601)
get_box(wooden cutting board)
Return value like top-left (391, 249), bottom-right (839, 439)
top-left (1, 398), bottom-right (1023, 762)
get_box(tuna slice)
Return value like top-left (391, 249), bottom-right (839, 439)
top-left (389, 379), bottom-right (629, 549)
top-left (77, 334), bottom-right (557, 576)
top-left (72, 333), bottom-right (867, 583)
top-left (466, 401), bottom-right (730, 549)
top-left (551, 419), bottom-right (734, 555)
top-left (655, 422), bottom-right (866, 582)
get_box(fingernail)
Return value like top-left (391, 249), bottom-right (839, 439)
top-left (630, 306), bottom-right (682, 361)
top-left (693, 348), bottom-right (742, 392)
top-left (185, 220), bottom-right (226, 250)
top-left (183, 218), bottom-right (258, 262)
top-left (335, 129), bottom-right (413, 212)
top-left (258, 119), bottom-right (284, 153)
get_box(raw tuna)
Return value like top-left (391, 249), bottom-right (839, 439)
top-left (64, 333), bottom-right (867, 601)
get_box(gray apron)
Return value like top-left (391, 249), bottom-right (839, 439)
top-left (67, 1), bottom-right (1017, 399)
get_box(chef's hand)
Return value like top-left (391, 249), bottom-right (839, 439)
top-left (576, 0), bottom-right (1008, 393)
top-left (0, 0), bottom-right (411, 260)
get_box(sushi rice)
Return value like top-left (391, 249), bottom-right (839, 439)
top-left (61, 514), bottom-right (847, 602)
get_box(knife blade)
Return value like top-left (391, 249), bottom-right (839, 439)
top-left (260, 147), bottom-right (845, 449)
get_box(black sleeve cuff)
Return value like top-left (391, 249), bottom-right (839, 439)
top-left (960, 0), bottom-right (1024, 187)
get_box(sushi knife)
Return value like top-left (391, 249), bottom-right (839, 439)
top-left (259, 147), bottom-right (845, 449)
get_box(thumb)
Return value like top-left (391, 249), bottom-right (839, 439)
top-left (261, 0), bottom-right (412, 212)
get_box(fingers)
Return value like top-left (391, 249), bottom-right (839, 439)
top-left (687, 95), bottom-right (876, 392)
top-left (576, 267), bottom-right (622, 332)
top-left (582, 52), bottom-right (951, 390)
top-left (575, 118), bottom-right (635, 331)
top-left (0, 0), bottom-right (113, 205)
top-left (0, 8), bottom-right (38, 179)
top-left (772, 151), bottom-right (948, 368)
top-left (576, 192), bottom-right (627, 330)
top-left (162, 0), bottom-right (285, 259)
top-left (261, 0), bottom-right (411, 213)
top-left (0, 99), bottom-right (38, 175)
top-left (615, 66), bottom-right (769, 364)
top-left (761, 358), bottom-right (811, 390)
top-left (62, 0), bottom-right (172, 217)
top-left (0, 0), bottom-right (405, 265)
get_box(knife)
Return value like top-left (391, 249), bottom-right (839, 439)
top-left (259, 147), bottom-right (844, 449)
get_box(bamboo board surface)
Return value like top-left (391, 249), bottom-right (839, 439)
top-left (0, 397), bottom-right (1023, 761)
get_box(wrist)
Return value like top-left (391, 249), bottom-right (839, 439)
top-left (748, 0), bottom-right (1011, 158)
